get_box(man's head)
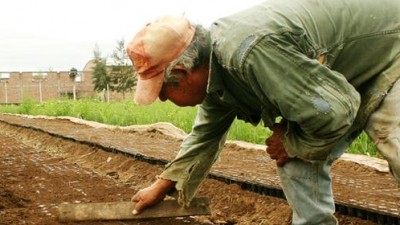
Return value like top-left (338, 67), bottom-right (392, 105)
top-left (159, 24), bottom-right (210, 106)
top-left (126, 16), bottom-right (195, 105)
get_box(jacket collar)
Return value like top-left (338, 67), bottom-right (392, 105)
top-left (206, 51), bottom-right (226, 94)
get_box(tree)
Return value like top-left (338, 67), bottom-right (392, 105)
top-left (91, 44), bottom-right (109, 101)
top-left (109, 39), bottom-right (136, 99)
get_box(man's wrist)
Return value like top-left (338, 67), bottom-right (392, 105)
top-left (152, 179), bottom-right (175, 195)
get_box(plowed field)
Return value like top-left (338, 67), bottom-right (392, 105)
top-left (0, 114), bottom-right (398, 225)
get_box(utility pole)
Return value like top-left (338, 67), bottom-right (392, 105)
top-left (0, 73), bottom-right (10, 104)
top-left (69, 67), bottom-right (78, 100)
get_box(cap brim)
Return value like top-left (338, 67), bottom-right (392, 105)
top-left (134, 72), bottom-right (164, 105)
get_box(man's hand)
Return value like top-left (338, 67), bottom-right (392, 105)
top-left (265, 122), bottom-right (289, 167)
top-left (131, 179), bottom-right (175, 215)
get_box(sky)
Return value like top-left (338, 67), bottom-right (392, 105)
top-left (0, 0), bottom-right (265, 72)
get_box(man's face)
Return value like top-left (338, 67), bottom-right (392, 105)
top-left (158, 63), bottom-right (209, 107)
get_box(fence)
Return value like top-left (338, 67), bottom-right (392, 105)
top-left (0, 71), bottom-right (134, 104)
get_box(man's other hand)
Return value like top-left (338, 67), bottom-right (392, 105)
top-left (131, 179), bottom-right (175, 215)
top-left (265, 122), bottom-right (289, 167)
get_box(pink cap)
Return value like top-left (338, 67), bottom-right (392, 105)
top-left (127, 16), bottom-right (195, 105)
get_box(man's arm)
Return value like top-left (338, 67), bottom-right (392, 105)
top-left (131, 95), bottom-right (237, 213)
top-left (245, 35), bottom-right (361, 161)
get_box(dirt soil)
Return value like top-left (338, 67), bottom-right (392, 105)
top-left (0, 114), bottom-right (399, 225)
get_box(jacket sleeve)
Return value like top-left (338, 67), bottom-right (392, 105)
top-left (158, 94), bottom-right (236, 206)
top-left (245, 35), bottom-right (361, 160)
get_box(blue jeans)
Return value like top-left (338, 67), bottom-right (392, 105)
top-left (278, 135), bottom-right (357, 225)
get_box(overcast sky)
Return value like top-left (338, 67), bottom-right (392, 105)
top-left (0, 0), bottom-right (265, 72)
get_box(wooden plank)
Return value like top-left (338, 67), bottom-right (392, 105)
top-left (58, 197), bottom-right (210, 222)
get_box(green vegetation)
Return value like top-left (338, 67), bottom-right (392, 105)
top-left (0, 98), bottom-right (377, 157)
top-left (108, 39), bottom-right (136, 99)
top-left (92, 44), bottom-right (110, 101)
top-left (91, 40), bottom-right (136, 101)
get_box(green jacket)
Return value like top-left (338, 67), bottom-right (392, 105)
top-left (160, 0), bottom-right (400, 206)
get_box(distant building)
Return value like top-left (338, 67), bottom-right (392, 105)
top-left (0, 60), bottom-right (134, 104)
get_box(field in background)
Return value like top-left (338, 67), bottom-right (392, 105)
top-left (0, 98), bottom-right (377, 157)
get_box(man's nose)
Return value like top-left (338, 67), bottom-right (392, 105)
top-left (158, 91), bottom-right (167, 102)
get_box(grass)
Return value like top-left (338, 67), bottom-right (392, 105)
top-left (0, 98), bottom-right (378, 157)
